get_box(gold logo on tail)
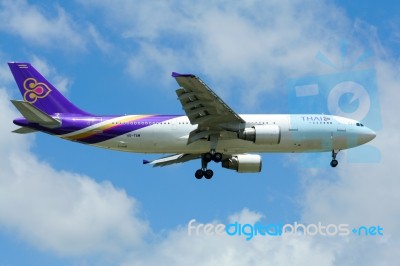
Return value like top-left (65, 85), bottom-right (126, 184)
top-left (23, 78), bottom-right (52, 103)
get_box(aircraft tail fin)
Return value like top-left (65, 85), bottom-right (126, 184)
top-left (8, 62), bottom-right (89, 115)
top-left (11, 100), bottom-right (61, 128)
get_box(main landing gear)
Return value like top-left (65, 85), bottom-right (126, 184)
top-left (330, 149), bottom-right (339, 167)
top-left (195, 150), bottom-right (223, 179)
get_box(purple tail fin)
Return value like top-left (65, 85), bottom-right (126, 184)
top-left (8, 62), bottom-right (90, 115)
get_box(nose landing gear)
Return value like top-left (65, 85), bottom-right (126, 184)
top-left (330, 150), bottom-right (339, 167)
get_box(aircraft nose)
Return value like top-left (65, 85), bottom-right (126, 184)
top-left (359, 127), bottom-right (376, 144)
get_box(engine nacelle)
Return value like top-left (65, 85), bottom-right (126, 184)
top-left (238, 125), bottom-right (281, 144)
top-left (222, 154), bottom-right (262, 173)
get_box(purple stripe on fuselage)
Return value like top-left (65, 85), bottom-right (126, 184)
top-left (78, 115), bottom-right (180, 144)
top-left (13, 114), bottom-right (181, 144)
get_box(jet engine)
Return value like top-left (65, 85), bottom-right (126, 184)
top-left (221, 154), bottom-right (262, 173)
top-left (238, 125), bottom-right (281, 144)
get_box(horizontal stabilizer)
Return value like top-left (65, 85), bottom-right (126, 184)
top-left (143, 153), bottom-right (200, 167)
top-left (11, 100), bottom-right (61, 128)
top-left (12, 127), bottom-right (38, 134)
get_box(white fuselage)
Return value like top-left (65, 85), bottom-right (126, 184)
top-left (88, 114), bottom-right (375, 154)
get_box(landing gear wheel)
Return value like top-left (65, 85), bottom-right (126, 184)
top-left (203, 153), bottom-right (213, 163)
top-left (330, 159), bottom-right (338, 168)
top-left (197, 151), bottom-right (221, 179)
top-left (195, 169), bottom-right (204, 179)
top-left (204, 169), bottom-right (214, 179)
top-left (212, 153), bottom-right (223, 163)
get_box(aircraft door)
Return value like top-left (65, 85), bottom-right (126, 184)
top-left (332, 123), bottom-right (347, 149)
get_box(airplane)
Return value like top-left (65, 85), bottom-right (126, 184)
top-left (8, 62), bottom-right (376, 179)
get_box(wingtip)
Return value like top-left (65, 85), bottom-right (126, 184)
top-left (171, 72), bottom-right (196, 78)
top-left (143, 160), bottom-right (150, 165)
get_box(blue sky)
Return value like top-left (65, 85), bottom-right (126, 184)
top-left (0, 0), bottom-right (399, 265)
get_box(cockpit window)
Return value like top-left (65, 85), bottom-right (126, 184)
top-left (356, 123), bottom-right (364, 127)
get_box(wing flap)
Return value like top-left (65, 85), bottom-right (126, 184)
top-left (187, 129), bottom-right (210, 144)
top-left (143, 154), bottom-right (201, 167)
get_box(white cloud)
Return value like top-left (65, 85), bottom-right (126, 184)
top-left (0, 52), bottom-right (14, 85)
top-left (78, 0), bottom-right (350, 109)
top-left (227, 208), bottom-right (263, 224)
top-left (126, 44), bottom-right (182, 84)
top-left (0, 1), bottom-right (115, 55)
top-left (0, 63), bottom-right (13, 84)
top-left (0, 88), bottom-right (148, 257)
top-left (0, 0), bottom-right (86, 51)
top-left (88, 24), bottom-right (113, 53)
top-left (1, 1), bottom-right (400, 265)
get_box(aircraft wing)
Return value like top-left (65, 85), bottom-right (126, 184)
top-left (143, 153), bottom-right (201, 167)
top-left (173, 72), bottom-right (245, 126)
